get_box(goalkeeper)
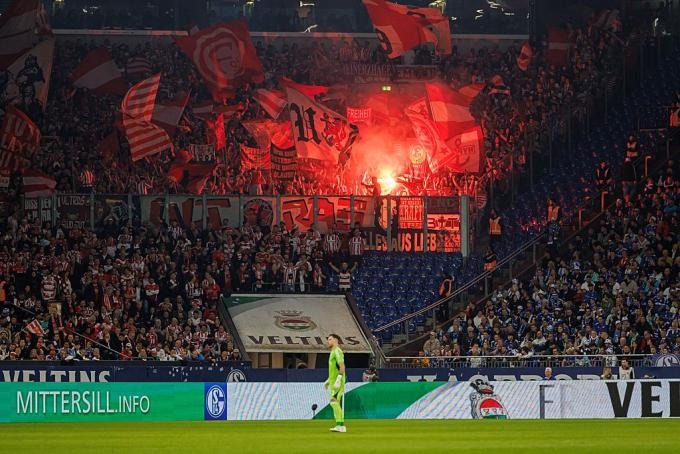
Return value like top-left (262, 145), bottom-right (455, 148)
top-left (324, 334), bottom-right (346, 433)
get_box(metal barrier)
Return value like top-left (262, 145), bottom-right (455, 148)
top-left (373, 231), bottom-right (546, 337)
top-left (385, 354), bottom-right (664, 369)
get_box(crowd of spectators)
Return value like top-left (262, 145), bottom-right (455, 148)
top-left (421, 159), bottom-right (678, 365)
top-left (0, 208), bottom-right (366, 361)
top-left (17, 15), bottom-right (628, 202)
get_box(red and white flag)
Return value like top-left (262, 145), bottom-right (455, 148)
top-left (425, 83), bottom-right (479, 140)
top-left (152, 91), bottom-right (190, 135)
top-left (3, 38), bottom-right (55, 110)
top-left (69, 47), bottom-right (128, 95)
top-left (441, 126), bottom-right (485, 173)
top-left (404, 4), bottom-right (451, 55)
top-left (22, 169), bottom-right (55, 197)
top-left (121, 74), bottom-right (173, 161)
top-left (0, 0), bottom-right (51, 68)
top-left (126, 56), bottom-right (153, 77)
top-left (547, 27), bottom-right (573, 67)
top-left (285, 86), bottom-right (359, 162)
top-left (253, 89), bottom-right (287, 120)
top-left (176, 21), bottom-right (264, 102)
top-left (516, 42), bottom-right (532, 71)
top-left (362, 0), bottom-right (439, 59)
top-left (25, 319), bottom-right (46, 336)
top-left (0, 105), bottom-right (40, 170)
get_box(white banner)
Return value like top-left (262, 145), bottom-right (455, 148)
top-left (225, 294), bottom-right (372, 353)
top-left (223, 380), bottom-right (680, 420)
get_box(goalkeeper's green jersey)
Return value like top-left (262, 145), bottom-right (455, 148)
top-left (328, 346), bottom-right (345, 384)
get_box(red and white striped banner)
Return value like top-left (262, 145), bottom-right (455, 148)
top-left (253, 89), bottom-right (287, 120)
top-left (121, 74), bottom-right (172, 161)
top-left (22, 169), bottom-right (56, 197)
top-left (0, 0), bottom-right (52, 67)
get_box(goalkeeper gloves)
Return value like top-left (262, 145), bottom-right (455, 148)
top-left (333, 375), bottom-right (343, 390)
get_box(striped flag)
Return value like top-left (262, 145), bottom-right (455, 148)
top-left (22, 169), bottom-right (56, 197)
top-left (152, 91), bottom-right (190, 135)
top-left (121, 74), bottom-right (173, 161)
top-left (126, 56), bottom-right (153, 77)
top-left (25, 319), bottom-right (46, 336)
top-left (0, 105), bottom-right (40, 170)
top-left (253, 89), bottom-right (287, 120)
top-left (69, 47), bottom-right (128, 95)
top-left (516, 42), bottom-right (532, 71)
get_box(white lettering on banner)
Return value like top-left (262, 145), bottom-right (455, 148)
top-left (2, 369), bottom-right (111, 382)
top-left (14, 390), bottom-right (151, 415)
top-left (226, 294), bottom-right (372, 353)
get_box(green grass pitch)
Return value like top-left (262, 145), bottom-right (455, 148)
top-left (4, 419), bottom-right (679, 453)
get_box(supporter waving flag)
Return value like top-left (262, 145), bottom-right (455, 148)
top-left (69, 47), bottom-right (128, 96)
top-left (176, 21), bottom-right (264, 102)
top-left (120, 74), bottom-right (173, 161)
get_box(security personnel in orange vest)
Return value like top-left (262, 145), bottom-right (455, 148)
top-left (488, 209), bottom-right (501, 246)
top-left (547, 198), bottom-right (560, 223)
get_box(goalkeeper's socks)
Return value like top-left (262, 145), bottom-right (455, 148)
top-left (331, 401), bottom-right (342, 424)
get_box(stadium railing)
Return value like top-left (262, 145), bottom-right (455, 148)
top-left (372, 231), bottom-right (546, 340)
top-left (385, 354), bottom-right (664, 369)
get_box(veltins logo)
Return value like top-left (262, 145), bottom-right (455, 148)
top-left (274, 310), bottom-right (317, 331)
top-left (204, 383), bottom-right (227, 420)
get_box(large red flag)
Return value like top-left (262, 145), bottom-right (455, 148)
top-left (362, 0), bottom-right (441, 59)
top-left (69, 47), bottom-right (128, 96)
top-left (176, 21), bottom-right (264, 102)
top-left (280, 77), bottom-right (329, 99)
